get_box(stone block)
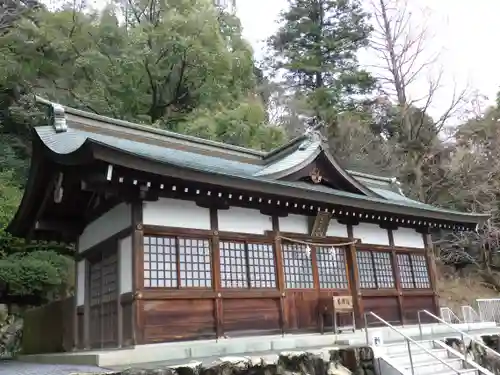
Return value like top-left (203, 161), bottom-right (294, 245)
top-left (68, 346), bottom-right (376, 375)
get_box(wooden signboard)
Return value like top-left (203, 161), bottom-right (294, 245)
top-left (309, 211), bottom-right (332, 237)
top-left (333, 296), bottom-right (353, 312)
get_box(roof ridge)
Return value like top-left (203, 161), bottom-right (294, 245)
top-left (35, 96), bottom-right (277, 158)
top-left (347, 169), bottom-right (398, 183)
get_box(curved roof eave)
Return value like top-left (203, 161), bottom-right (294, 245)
top-left (7, 136), bottom-right (53, 237)
top-left (7, 132), bottom-right (97, 238)
top-left (85, 140), bottom-right (489, 226)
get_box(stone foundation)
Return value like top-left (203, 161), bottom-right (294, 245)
top-left (70, 347), bottom-right (375, 375)
top-left (445, 334), bottom-right (500, 373)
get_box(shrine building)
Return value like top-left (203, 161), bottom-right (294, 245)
top-left (7, 98), bottom-right (488, 350)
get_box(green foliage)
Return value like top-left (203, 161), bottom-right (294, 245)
top-left (0, 0), bottom-right (287, 305)
top-left (267, 0), bottom-right (376, 122)
top-left (0, 171), bottom-right (72, 300)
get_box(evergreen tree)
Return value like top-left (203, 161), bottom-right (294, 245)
top-left (267, 0), bottom-right (375, 124)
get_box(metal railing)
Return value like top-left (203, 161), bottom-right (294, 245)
top-left (462, 305), bottom-right (482, 323)
top-left (477, 298), bottom-right (500, 323)
top-left (418, 309), bottom-right (500, 365)
top-left (364, 311), bottom-right (462, 375)
top-left (440, 307), bottom-right (462, 324)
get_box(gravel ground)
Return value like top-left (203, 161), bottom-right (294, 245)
top-left (0, 360), bottom-right (111, 375)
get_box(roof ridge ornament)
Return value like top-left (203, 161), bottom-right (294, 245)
top-left (35, 96), bottom-right (68, 133)
top-left (299, 118), bottom-right (327, 150)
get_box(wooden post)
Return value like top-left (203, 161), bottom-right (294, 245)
top-left (210, 207), bottom-right (223, 339)
top-left (388, 229), bottom-right (405, 325)
top-left (116, 238), bottom-right (123, 348)
top-left (83, 259), bottom-right (91, 349)
top-left (422, 231), bottom-right (440, 315)
top-left (272, 216), bottom-right (286, 335)
top-left (73, 257), bottom-right (79, 351)
top-left (346, 224), bottom-right (362, 328)
top-left (131, 200), bottom-right (144, 345)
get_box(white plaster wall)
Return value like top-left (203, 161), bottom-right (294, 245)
top-left (76, 260), bottom-right (85, 306)
top-left (326, 220), bottom-right (348, 237)
top-left (143, 198), bottom-right (210, 230)
top-left (279, 214), bottom-right (309, 234)
top-left (218, 207), bottom-right (273, 234)
top-left (119, 235), bottom-right (133, 294)
top-left (393, 227), bottom-right (425, 249)
top-left (78, 203), bottom-right (131, 252)
top-left (354, 222), bottom-right (390, 246)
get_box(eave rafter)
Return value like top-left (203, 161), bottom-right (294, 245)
top-left (91, 162), bottom-right (479, 232)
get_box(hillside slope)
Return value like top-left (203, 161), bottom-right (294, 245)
top-left (437, 261), bottom-right (500, 315)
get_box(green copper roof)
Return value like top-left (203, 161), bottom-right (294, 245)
top-left (34, 125), bottom-right (487, 224)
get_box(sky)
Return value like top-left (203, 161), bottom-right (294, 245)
top-left (236, 0), bottom-right (500, 118)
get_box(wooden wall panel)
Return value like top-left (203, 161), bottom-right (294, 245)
top-left (402, 295), bottom-right (435, 324)
top-left (222, 298), bottom-right (280, 334)
top-left (142, 299), bottom-right (216, 342)
top-left (362, 296), bottom-right (401, 327)
top-left (285, 291), bottom-right (318, 331)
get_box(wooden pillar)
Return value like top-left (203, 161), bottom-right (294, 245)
top-left (422, 231), bottom-right (440, 314)
top-left (210, 207), bottom-right (223, 339)
top-left (116, 238), bottom-right (123, 348)
top-left (388, 228), bottom-right (405, 325)
top-left (272, 216), bottom-right (286, 334)
top-left (131, 200), bottom-right (144, 345)
top-left (73, 257), bottom-right (79, 351)
top-left (346, 224), bottom-right (362, 329)
top-left (83, 259), bottom-right (91, 349)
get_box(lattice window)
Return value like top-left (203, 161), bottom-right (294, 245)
top-left (373, 252), bottom-right (395, 288)
top-left (410, 254), bottom-right (430, 289)
top-left (397, 253), bottom-right (415, 288)
top-left (220, 241), bottom-right (276, 288)
top-left (248, 243), bottom-right (276, 288)
top-left (282, 243), bottom-right (314, 289)
top-left (220, 241), bottom-right (248, 288)
top-left (316, 247), bottom-right (348, 289)
top-left (356, 251), bottom-right (395, 289)
top-left (356, 251), bottom-right (376, 288)
top-left (179, 238), bottom-right (212, 288)
top-left (143, 235), bottom-right (212, 288)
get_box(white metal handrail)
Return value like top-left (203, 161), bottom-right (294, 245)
top-left (462, 305), bottom-right (482, 323)
top-left (440, 307), bottom-right (462, 324)
top-left (364, 312), bottom-right (461, 375)
top-left (418, 309), bottom-right (500, 363)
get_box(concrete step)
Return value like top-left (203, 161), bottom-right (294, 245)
top-left (432, 370), bottom-right (477, 375)
top-left (383, 340), bottom-right (436, 355)
top-left (402, 358), bottom-right (464, 375)
top-left (390, 348), bottom-right (450, 363)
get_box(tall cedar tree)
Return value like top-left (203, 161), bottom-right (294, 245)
top-left (267, 0), bottom-right (375, 124)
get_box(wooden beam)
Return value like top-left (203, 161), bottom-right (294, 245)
top-left (35, 219), bottom-right (84, 235)
top-left (27, 172), bottom-right (57, 241)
